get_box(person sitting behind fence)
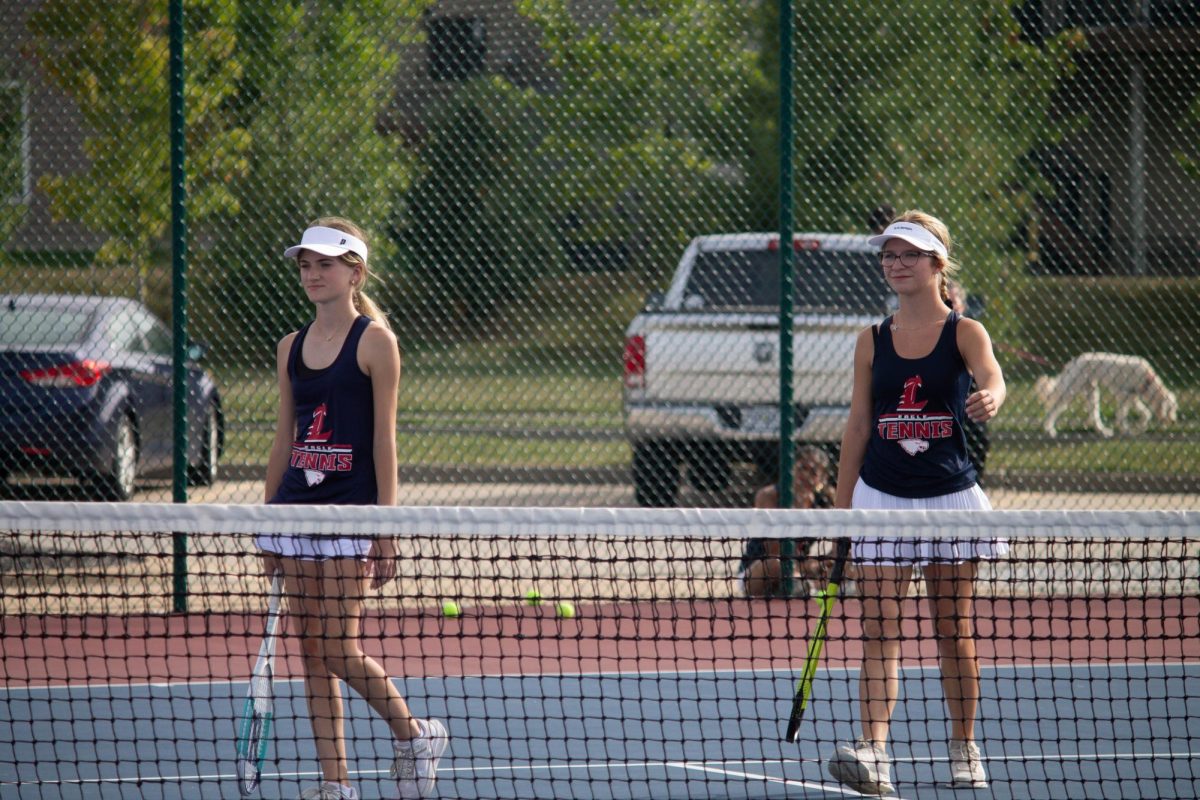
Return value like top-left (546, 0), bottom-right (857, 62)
top-left (738, 445), bottom-right (837, 598)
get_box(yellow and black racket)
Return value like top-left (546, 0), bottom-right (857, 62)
top-left (784, 537), bottom-right (851, 742)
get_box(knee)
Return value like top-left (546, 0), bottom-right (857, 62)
top-left (862, 617), bottom-right (902, 641)
top-left (318, 641), bottom-right (365, 679)
top-left (934, 616), bottom-right (974, 642)
top-left (299, 637), bottom-right (332, 675)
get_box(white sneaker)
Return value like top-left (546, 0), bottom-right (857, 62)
top-left (949, 739), bottom-right (988, 787)
top-left (827, 737), bottom-right (895, 796)
top-left (392, 718), bottom-right (449, 799)
top-left (299, 782), bottom-right (358, 800)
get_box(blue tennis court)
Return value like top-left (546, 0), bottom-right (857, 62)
top-left (3, 661), bottom-right (1198, 799)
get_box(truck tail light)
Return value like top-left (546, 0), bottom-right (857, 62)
top-left (767, 237), bottom-right (821, 252)
top-left (623, 335), bottom-right (645, 389)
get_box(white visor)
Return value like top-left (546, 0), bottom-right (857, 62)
top-left (867, 221), bottom-right (948, 258)
top-left (283, 226), bottom-right (368, 262)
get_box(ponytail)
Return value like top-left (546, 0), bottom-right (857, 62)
top-left (938, 273), bottom-right (952, 307)
top-left (353, 289), bottom-right (391, 332)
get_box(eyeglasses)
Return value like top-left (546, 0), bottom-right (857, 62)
top-left (878, 250), bottom-right (933, 268)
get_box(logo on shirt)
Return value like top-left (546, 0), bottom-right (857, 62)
top-left (290, 402), bottom-right (354, 485)
top-left (876, 375), bottom-right (954, 456)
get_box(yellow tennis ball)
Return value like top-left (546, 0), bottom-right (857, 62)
top-left (525, 589), bottom-right (543, 606)
top-left (441, 600), bottom-right (462, 618)
top-left (555, 601), bottom-right (576, 619)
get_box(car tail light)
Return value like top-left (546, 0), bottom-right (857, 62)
top-left (623, 335), bottom-right (645, 389)
top-left (20, 359), bottom-right (111, 388)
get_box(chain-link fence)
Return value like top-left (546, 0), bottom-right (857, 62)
top-left (0, 0), bottom-right (1196, 508)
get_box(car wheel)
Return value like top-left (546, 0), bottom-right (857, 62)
top-left (187, 403), bottom-right (220, 487)
top-left (89, 415), bottom-right (138, 501)
top-left (632, 442), bottom-right (679, 507)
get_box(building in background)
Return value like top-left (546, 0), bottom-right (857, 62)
top-left (1019, 0), bottom-right (1200, 275)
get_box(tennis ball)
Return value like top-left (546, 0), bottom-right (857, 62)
top-left (441, 600), bottom-right (462, 618)
top-left (555, 601), bottom-right (576, 619)
top-left (525, 588), bottom-right (543, 606)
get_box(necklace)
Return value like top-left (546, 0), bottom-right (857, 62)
top-left (314, 322), bottom-right (346, 342)
top-left (890, 317), bottom-right (947, 333)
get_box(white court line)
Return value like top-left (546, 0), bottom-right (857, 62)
top-left (6, 749), bottom-right (1200, 792)
top-left (669, 760), bottom-right (895, 799)
top-left (9, 753), bottom-right (1200, 796)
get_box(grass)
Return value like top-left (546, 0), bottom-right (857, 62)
top-left (214, 361), bottom-right (1197, 475)
top-left (8, 264), bottom-right (1196, 477)
top-left (213, 363), bottom-right (628, 468)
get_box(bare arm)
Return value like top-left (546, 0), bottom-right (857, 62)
top-left (263, 333), bottom-right (297, 503)
top-left (359, 323), bottom-right (401, 506)
top-left (359, 323), bottom-right (402, 586)
top-left (957, 318), bottom-right (1006, 423)
top-left (835, 327), bottom-right (875, 509)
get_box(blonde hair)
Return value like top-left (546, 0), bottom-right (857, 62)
top-left (305, 216), bottom-right (392, 333)
top-left (893, 209), bottom-right (960, 306)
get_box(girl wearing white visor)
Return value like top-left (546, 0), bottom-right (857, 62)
top-left (260, 217), bottom-right (448, 800)
top-left (826, 210), bottom-right (1006, 795)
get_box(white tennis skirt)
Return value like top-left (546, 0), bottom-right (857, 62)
top-left (852, 478), bottom-right (1009, 565)
top-left (256, 533), bottom-right (374, 561)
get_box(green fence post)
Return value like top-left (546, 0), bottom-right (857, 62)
top-left (169, 0), bottom-right (188, 612)
top-left (778, 0), bottom-right (796, 593)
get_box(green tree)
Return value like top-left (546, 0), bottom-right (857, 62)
top-left (513, 0), bottom-right (765, 281)
top-left (754, 0), bottom-right (1082, 333)
top-left (26, 0), bottom-right (247, 299)
top-left (198, 0), bottom-right (431, 362)
top-left (392, 79), bottom-right (564, 334)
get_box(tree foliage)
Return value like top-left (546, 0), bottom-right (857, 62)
top-left (757, 0), bottom-right (1082, 332)
top-left (27, 0), bottom-right (429, 358)
top-left (199, 0), bottom-right (430, 360)
top-left (514, 0), bottom-right (764, 278)
top-left (392, 80), bottom-right (563, 333)
top-left (26, 0), bottom-right (247, 293)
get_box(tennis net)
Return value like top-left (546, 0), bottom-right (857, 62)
top-left (1, 501), bottom-right (1197, 799)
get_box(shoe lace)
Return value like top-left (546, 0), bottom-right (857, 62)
top-left (393, 743), bottom-right (419, 780)
top-left (299, 786), bottom-right (345, 800)
top-left (951, 740), bottom-right (979, 759)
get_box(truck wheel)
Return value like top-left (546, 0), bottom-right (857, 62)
top-left (685, 445), bottom-right (731, 492)
top-left (633, 443), bottom-right (679, 507)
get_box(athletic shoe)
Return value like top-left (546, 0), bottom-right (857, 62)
top-left (949, 739), bottom-right (988, 788)
top-left (827, 737), bottom-right (895, 796)
top-left (392, 718), bottom-right (450, 799)
top-left (299, 782), bottom-right (358, 800)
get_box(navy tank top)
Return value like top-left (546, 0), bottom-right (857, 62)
top-left (859, 311), bottom-right (977, 498)
top-left (270, 315), bottom-right (378, 505)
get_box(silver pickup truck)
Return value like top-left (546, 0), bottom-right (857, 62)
top-left (622, 232), bottom-right (892, 506)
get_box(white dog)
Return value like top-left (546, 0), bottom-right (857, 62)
top-left (1035, 352), bottom-right (1178, 438)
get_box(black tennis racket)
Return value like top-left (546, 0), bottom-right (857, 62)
top-left (236, 572), bottom-right (284, 795)
top-left (784, 537), bottom-right (851, 742)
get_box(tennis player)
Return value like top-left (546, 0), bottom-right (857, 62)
top-left (826, 211), bottom-right (1006, 795)
top-left (258, 218), bottom-right (448, 800)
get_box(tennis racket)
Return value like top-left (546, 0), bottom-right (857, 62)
top-left (784, 537), bottom-right (851, 742)
top-left (236, 571), bottom-right (284, 795)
